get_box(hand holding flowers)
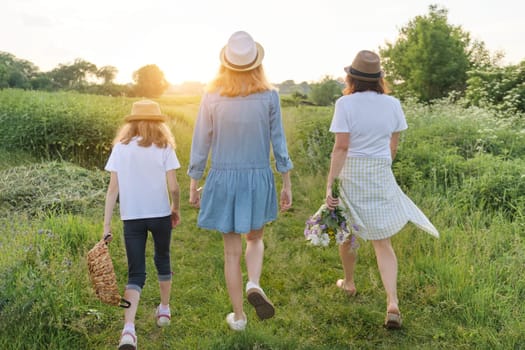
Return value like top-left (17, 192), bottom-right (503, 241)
top-left (304, 178), bottom-right (359, 248)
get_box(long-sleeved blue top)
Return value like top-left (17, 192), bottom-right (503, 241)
top-left (188, 89), bottom-right (293, 179)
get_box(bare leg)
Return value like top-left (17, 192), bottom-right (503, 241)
top-left (223, 233), bottom-right (245, 321)
top-left (371, 238), bottom-right (399, 314)
top-left (245, 227), bottom-right (274, 319)
top-left (159, 280), bottom-right (171, 306)
top-left (245, 228), bottom-right (264, 285)
top-left (337, 240), bottom-right (357, 294)
top-left (123, 288), bottom-right (141, 325)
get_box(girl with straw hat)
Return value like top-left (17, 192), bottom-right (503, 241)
top-left (103, 100), bottom-right (181, 349)
top-left (188, 31), bottom-right (293, 331)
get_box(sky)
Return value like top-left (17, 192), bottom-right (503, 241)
top-left (2, 0), bottom-right (524, 85)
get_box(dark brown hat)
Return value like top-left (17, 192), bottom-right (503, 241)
top-left (344, 50), bottom-right (384, 82)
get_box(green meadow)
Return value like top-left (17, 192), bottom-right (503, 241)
top-left (0, 89), bottom-right (524, 349)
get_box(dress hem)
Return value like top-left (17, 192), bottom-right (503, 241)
top-left (197, 218), bottom-right (276, 234)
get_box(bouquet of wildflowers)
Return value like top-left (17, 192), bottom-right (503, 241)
top-left (304, 178), bottom-right (359, 249)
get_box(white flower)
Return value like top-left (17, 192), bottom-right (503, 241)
top-left (335, 231), bottom-right (348, 244)
top-left (309, 234), bottom-right (321, 246)
top-left (320, 233), bottom-right (330, 247)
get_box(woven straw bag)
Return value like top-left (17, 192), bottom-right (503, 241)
top-left (87, 239), bottom-right (130, 308)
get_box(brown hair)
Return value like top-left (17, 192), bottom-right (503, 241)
top-left (113, 121), bottom-right (175, 149)
top-left (206, 65), bottom-right (274, 97)
top-left (343, 75), bottom-right (391, 95)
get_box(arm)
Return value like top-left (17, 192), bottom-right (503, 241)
top-left (269, 90), bottom-right (293, 173)
top-left (166, 169), bottom-right (180, 228)
top-left (189, 178), bottom-right (201, 208)
top-left (188, 95), bottom-right (212, 208)
top-left (102, 172), bottom-right (119, 242)
top-left (326, 133), bottom-right (350, 209)
top-left (269, 91), bottom-right (293, 211)
top-left (188, 94), bottom-right (212, 179)
top-left (279, 171), bottom-right (292, 212)
top-left (390, 132), bottom-right (401, 160)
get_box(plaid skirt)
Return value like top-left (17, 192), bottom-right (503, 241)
top-left (339, 157), bottom-right (439, 241)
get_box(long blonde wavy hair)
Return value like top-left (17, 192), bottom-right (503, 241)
top-left (206, 65), bottom-right (274, 97)
top-left (113, 121), bottom-right (175, 148)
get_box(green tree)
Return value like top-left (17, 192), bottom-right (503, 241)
top-left (467, 40), bottom-right (504, 71)
top-left (132, 64), bottom-right (168, 98)
top-left (465, 60), bottom-right (525, 115)
top-left (0, 52), bottom-right (39, 89)
top-left (49, 58), bottom-right (97, 89)
top-left (308, 76), bottom-right (342, 106)
top-left (30, 72), bottom-right (57, 91)
top-left (379, 5), bottom-right (471, 102)
top-left (97, 65), bottom-right (118, 85)
top-left (291, 91), bottom-right (308, 107)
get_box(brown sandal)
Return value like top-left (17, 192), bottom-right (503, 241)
top-left (384, 311), bottom-right (402, 329)
top-left (336, 279), bottom-right (357, 297)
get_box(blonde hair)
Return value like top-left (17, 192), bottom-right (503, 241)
top-left (343, 75), bottom-right (391, 95)
top-left (206, 65), bottom-right (274, 97)
top-left (113, 121), bottom-right (175, 149)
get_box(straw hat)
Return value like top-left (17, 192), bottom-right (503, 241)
top-left (220, 31), bottom-right (265, 72)
top-left (125, 100), bottom-right (168, 122)
top-left (344, 50), bottom-right (384, 82)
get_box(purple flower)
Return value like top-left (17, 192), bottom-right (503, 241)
top-left (336, 232), bottom-right (345, 244)
top-left (352, 224), bottom-right (360, 232)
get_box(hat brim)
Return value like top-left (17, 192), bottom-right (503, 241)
top-left (219, 43), bottom-right (265, 72)
top-left (125, 114), bottom-right (168, 122)
top-left (344, 66), bottom-right (384, 82)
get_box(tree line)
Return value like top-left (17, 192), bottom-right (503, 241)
top-left (1, 4), bottom-right (523, 113)
top-left (282, 5), bottom-right (524, 115)
top-left (0, 54), bottom-right (168, 98)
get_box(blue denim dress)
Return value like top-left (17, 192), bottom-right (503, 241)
top-left (188, 90), bottom-right (293, 233)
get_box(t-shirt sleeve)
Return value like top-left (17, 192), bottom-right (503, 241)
top-left (164, 146), bottom-right (181, 171)
top-left (394, 98), bottom-right (408, 132)
top-left (329, 98), bottom-right (350, 133)
top-left (104, 145), bottom-right (119, 172)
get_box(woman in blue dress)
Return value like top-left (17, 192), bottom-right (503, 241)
top-left (188, 31), bottom-right (293, 331)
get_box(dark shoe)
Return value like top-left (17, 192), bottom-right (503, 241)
top-left (384, 312), bottom-right (402, 329)
top-left (246, 283), bottom-right (275, 320)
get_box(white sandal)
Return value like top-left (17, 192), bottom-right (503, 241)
top-left (156, 306), bottom-right (171, 327)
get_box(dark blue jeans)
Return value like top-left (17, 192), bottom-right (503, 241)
top-left (123, 215), bottom-right (172, 292)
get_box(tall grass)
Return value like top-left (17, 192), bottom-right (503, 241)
top-left (0, 91), bottom-right (524, 349)
top-left (0, 90), bottom-right (200, 169)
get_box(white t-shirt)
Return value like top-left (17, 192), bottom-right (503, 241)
top-left (105, 137), bottom-right (181, 220)
top-left (329, 91), bottom-right (408, 159)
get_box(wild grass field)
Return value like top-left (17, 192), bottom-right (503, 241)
top-left (0, 90), bottom-right (524, 349)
